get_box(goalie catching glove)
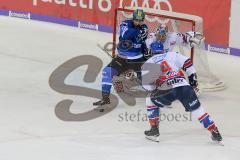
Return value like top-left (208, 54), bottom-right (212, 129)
top-left (185, 31), bottom-right (205, 47)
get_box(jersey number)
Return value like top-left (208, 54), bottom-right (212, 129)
top-left (160, 61), bottom-right (172, 73)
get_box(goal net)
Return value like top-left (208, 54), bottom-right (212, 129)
top-left (112, 8), bottom-right (225, 92)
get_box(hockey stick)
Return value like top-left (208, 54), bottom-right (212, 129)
top-left (97, 43), bottom-right (113, 59)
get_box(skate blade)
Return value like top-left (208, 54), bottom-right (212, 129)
top-left (212, 138), bottom-right (224, 146)
top-left (94, 105), bottom-right (111, 112)
top-left (211, 136), bottom-right (224, 146)
top-left (216, 140), bottom-right (224, 146)
top-left (94, 108), bottom-right (105, 112)
top-left (94, 107), bottom-right (108, 112)
top-left (145, 136), bottom-right (159, 143)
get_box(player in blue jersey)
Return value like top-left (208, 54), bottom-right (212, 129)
top-left (93, 9), bottom-right (148, 107)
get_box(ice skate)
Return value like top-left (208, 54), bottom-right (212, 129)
top-left (144, 126), bottom-right (160, 142)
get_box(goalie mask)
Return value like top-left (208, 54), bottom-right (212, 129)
top-left (156, 24), bottom-right (168, 43)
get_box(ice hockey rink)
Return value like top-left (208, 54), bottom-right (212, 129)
top-left (0, 16), bottom-right (240, 160)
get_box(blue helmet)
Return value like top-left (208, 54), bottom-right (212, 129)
top-left (150, 41), bottom-right (164, 54)
top-left (133, 9), bottom-right (145, 21)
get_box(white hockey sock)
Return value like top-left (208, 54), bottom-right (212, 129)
top-left (146, 96), bottom-right (155, 106)
top-left (191, 106), bottom-right (216, 132)
top-left (191, 105), bottom-right (205, 120)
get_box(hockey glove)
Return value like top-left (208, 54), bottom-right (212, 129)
top-left (142, 43), bottom-right (152, 59)
top-left (188, 73), bottom-right (201, 96)
top-left (138, 26), bottom-right (148, 41)
top-left (185, 31), bottom-right (205, 47)
top-left (188, 73), bottom-right (198, 88)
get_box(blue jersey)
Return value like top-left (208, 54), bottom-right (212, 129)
top-left (117, 20), bottom-right (148, 59)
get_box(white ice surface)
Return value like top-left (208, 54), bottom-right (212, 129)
top-left (0, 16), bottom-right (240, 160)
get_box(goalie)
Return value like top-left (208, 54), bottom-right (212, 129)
top-left (145, 24), bottom-right (205, 57)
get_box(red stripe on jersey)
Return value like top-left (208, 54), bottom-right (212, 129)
top-left (183, 59), bottom-right (193, 71)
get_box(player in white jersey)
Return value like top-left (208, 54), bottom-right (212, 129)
top-left (141, 41), bottom-right (223, 144)
top-left (145, 24), bottom-right (204, 56)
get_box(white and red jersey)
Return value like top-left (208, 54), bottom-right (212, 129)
top-left (146, 32), bottom-right (187, 53)
top-left (141, 51), bottom-right (196, 91)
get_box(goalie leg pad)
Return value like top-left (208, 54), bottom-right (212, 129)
top-left (112, 78), bottom-right (124, 93)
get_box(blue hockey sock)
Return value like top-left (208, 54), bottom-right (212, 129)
top-left (198, 113), bottom-right (216, 132)
top-left (101, 66), bottom-right (118, 94)
top-left (147, 105), bottom-right (159, 127)
top-left (102, 84), bottom-right (112, 94)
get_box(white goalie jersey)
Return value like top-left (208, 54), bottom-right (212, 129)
top-left (146, 32), bottom-right (186, 52)
top-left (145, 31), bottom-right (203, 53)
top-left (141, 51), bottom-right (196, 91)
